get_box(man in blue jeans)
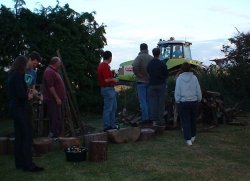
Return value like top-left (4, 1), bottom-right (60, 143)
top-left (97, 51), bottom-right (118, 131)
top-left (133, 43), bottom-right (153, 124)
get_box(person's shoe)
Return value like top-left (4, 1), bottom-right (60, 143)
top-left (191, 136), bottom-right (196, 143)
top-left (186, 140), bottom-right (192, 146)
top-left (23, 166), bottom-right (44, 172)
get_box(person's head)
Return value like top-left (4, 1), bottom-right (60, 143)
top-left (50, 57), bottom-right (61, 70)
top-left (102, 51), bottom-right (112, 63)
top-left (181, 62), bottom-right (191, 72)
top-left (27, 51), bottom-right (41, 69)
top-left (10, 55), bottom-right (28, 74)
top-left (140, 43), bottom-right (148, 51)
top-left (175, 45), bottom-right (180, 51)
top-left (152, 47), bottom-right (160, 58)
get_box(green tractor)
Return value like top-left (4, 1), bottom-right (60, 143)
top-left (117, 37), bottom-right (204, 82)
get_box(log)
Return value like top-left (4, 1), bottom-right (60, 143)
top-left (139, 128), bottom-right (155, 141)
top-left (107, 127), bottom-right (141, 143)
top-left (88, 141), bottom-right (107, 162)
top-left (33, 137), bottom-right (53, 154)
top-left (7, 137), bottom-right (15, 155)
top-left (59, 137), bottom-right (81, 149)
top-left (0, 137), bottom-right (8, 155)
top-left (84, 132), bottom-right (108, 149)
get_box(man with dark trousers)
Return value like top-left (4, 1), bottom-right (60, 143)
top-left (43, 57), bottom-right (66, 138)
top-left (147, 47), bottom-right (168, 127)
top-left (8, 55), bottom-right (44, 172)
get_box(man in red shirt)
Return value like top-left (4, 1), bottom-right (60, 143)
top-left (43, 57), bottom-right (66, 138)
top-left (97, 51), bottom-right (118, 131)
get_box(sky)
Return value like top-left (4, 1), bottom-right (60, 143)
top-left (2, 0), bottom-right (250, 69)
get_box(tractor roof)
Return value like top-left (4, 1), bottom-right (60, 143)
top-left (157, 39), bottom-right (192, 46)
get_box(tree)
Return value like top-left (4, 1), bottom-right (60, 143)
top-left (222, 31), bottom-right (250, 64)
top-left (0, 2), bottom-right (107, 117)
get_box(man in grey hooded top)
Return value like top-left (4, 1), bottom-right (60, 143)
top-left (175, 62), bottom-right (202, 146)
top-left (133, 43), bottom-right (153, 124)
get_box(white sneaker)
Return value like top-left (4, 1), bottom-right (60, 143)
top-left (186, 140), bottom-right (192, 146)
top-left (191, 136), bottom-right (196, 143)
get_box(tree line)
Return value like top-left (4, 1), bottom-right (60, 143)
top-left (0, 1), bottom-right (106, 117)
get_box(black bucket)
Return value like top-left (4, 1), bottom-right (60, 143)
top-left (64, 145), bottom-right (88, 162)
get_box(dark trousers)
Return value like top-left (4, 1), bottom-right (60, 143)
top-left (178, 101), bottom-right (198, 140)
top-left (46, 100), bottom-right (63, 137)
top-left (148, 84), bottom-right (166, 125)
top-left (11, 105), bottom-right (34, 169)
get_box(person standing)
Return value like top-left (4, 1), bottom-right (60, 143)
top-left (25, 51), bottom-right (42, 133)
top-left (7, 55), bottom-right (44, 172)
top-left (133, 43), bottom-right (153, 124)
top-left (174, 62), bottom-right (202, 146)
top-left (25, 51), bottom-right (41, 90)
top-left (43, 57), bottom-right (66, 138)
top-left (147, 47), bottom-right (168, 127)
top-left (97, 51), bottom-right (118, 131)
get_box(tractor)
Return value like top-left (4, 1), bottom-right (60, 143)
top-left (117, 37), bottom-right (204, 82)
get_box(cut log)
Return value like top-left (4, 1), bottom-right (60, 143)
top-left (107, 127), bottom-right (140, 143)
top-left (0, 137), bottom-right (8, 155)
top-left (227, 121), bottom-right (248, 126)
top-left (84, 132), bottom-right (107, 149)
top-left (59, 137), bottom-right (81, 149)
top-left (139, 128), bottom-right (155, 141)
top-left (7, 137), bottom-right (15, 155)
top-left (33, 137), bottom-right (53, 154)
top-left (88, 141), bottom-right (107, 162)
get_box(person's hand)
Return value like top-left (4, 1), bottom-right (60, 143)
top-left (28, 91), bottom-right (33, 100)
top-left (113, 78), bottom-right (119, 83)
top-left (56, 98), bottom-right (62, 105)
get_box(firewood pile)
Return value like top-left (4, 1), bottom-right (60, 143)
top-left (117, 90), bottom-right (248, 132)
top-left (198, 90), bottom-right (248, 129)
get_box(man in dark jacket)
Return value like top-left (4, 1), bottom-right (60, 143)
top-left (147, 47), bottom-right (168, 126)
top-left (133, 43), bottom-right (153, 124)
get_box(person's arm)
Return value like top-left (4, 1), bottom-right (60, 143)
top-left (195, 77), bottom-right (202, 102)
top-left (132, 56), bottom-right (143, 78)
top-left (49, 87), bottom-right (62, 105)
top-left (174, 78), bottom-right (181, 103)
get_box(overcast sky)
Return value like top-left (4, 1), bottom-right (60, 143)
top-left (2, 0), bottom-right (250, 69)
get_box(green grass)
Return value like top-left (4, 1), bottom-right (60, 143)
top-left (0, 115), bottom-right (250, 181)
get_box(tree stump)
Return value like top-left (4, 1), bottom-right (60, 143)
top-left (84, 132), bottom-right (107, 149)
top-left (107, 127), bottom-right (140, 143)
top-left (7, 137), bottom-right (15, 154)
top-left (0, 137), bottom-right (8, 155)
top-left (139, 128), bottom-right (155, 141)
top-left (33, 137), bottom-right (53, 154)
top-left (59, 137), bottom-right (81, 149)
top-left (88, 141), bottom-right (107, 162)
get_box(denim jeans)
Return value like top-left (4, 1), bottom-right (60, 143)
top-left (101, 87), bottom-right (117, 129)
top-left (178, 101), bottom-right (198, 140)
top-left (136, 82), bottom-right (150, 122)
top-left (148, 84), bottom-right (166, 125)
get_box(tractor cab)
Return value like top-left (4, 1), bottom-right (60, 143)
top-left (158, 38), bottom-right (192, 60)
top-left (117, 37), bottom-right (203, 82)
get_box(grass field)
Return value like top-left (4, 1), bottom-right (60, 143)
top-left (0, 114), bottom-right (249, 181)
